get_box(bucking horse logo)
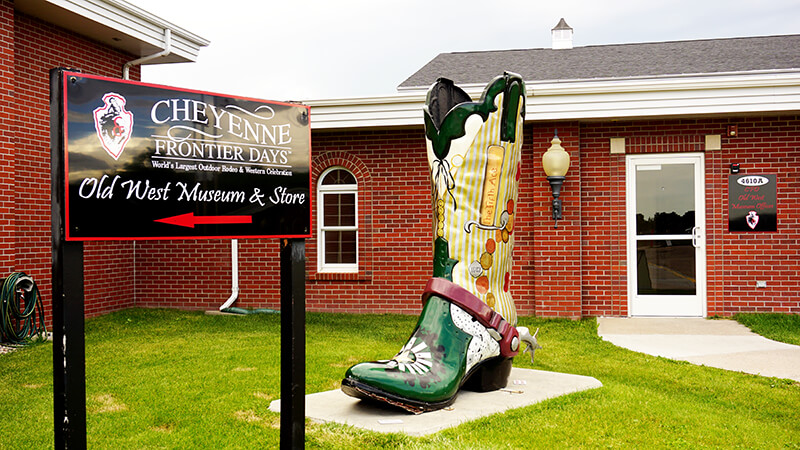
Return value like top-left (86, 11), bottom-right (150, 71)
top-left (93, 92), bottom-right (133, 160)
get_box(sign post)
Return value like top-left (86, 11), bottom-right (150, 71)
top-left (280, 239), bottom-right (305, 447)
top-left (50, 69), bottom-right (311, 447)
top-left (50, 69), bottom-right (87, 449)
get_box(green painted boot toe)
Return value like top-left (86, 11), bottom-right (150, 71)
top-left (342, 279), bottom-right (519, 414)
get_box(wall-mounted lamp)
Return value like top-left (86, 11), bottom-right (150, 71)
top-left (542, 130), bottom-right (571, 229)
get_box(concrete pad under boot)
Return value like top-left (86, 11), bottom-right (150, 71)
top-left (269, 368), bottom-right (602, 436)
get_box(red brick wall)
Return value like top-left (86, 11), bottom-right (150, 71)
top-left (579, 116), bottom-right (800, 316)
top-left (132, 129), bottom-right (437, 315)
top-left (580, 121), bottom-right (711, 317)
top-left (126, 126), bottom-right (544, 318)
top-left (710, 116), bottom-right (800, 314)
top-left (129, 117), bottom-right (800, 319)
top-left (132, 129), bottom-right (430, 315)
top-left (0, 1), bottom-right (15, 276)
top-left (579, 126), bottom-right (627, 316)
top-left (306, 130), bottom-right (433, 315)
top-left (302, 117), bottom-right (800, 318)
top-left (304, 128), bottom-right (546, 317)
top-left (11, 11), bottom-right (141, 320)
top-left (509, 127), bottom-right (537, 316)
top-left (134, 240), bottom-right (232, 311)
top-left (531, 125), bottom-right (582, 318)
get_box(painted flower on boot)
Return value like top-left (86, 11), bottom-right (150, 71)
top-left (371, 328), bottom-right (451, 390)
top-left (381, 337), bottom-right (433, 375)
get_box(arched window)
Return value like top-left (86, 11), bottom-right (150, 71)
top-left (317, 167), bottom-right (358, 272)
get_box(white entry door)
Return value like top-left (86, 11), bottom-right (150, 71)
top-left (627, 154), bottom-right (706, 317)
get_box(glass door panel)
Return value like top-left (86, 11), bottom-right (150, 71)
top-left (635, 163), bottom-right (695, 235)
top-left (636, 240), bottom-right (696, 295)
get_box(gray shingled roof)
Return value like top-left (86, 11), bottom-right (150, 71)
top-left (398, 35), bottom-right (800, 90)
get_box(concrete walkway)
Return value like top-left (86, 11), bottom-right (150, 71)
top-left (598, 317), bottom-right (800, 382)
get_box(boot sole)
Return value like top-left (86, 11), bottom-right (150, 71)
top-left (341, 357), bottom-right (513, 414)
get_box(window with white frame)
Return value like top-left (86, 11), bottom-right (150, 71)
top-left (317, 167), bottom-right (358, 273)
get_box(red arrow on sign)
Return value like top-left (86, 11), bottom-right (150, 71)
top-left (155, 212), bottom-right (253, 229)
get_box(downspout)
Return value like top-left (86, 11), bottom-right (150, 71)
top-left (219, 239), bottom-right (240, 311)
top-left (123, 28), bottom-right (172, 80)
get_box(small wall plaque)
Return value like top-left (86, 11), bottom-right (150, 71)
top-left (728, 174), bottom-right (777, 232)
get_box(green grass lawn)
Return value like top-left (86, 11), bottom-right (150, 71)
top-left (1, 309), bottom-right (799, 449)
top-left (734, 313), bottom-right (800, 346)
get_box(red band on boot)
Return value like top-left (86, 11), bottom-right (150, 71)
top-left (422, 278), bottom-right (519, 358)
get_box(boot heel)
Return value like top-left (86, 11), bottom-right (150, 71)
top-left (463, 357), bottom-right (513, 392)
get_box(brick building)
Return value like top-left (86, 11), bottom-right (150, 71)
top-left (6, 5), bottom-right (799, 322)
top-left (3, 0), bottom-right (207, 321)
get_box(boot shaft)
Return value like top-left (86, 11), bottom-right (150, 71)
top-left (424, 73), bottom-right (526, 325)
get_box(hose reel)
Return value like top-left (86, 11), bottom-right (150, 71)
top-left (0, 272), bottom-right (47, 345)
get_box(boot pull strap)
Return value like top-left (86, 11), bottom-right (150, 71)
top-left (422, 278), bottom-right (519, 358)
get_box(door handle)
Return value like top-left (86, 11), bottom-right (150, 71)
top-left (692, 226), bottom-right (702, 248)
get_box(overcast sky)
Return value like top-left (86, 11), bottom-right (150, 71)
top-left (135, 0), bottom-right (800, 102)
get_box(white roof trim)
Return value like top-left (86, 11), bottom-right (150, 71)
top-left (527, 71), bottom-right (800, 120)
top-left (307, 71), bottom-right (800, 129)
top-left (306, 94), bottom-right (428, 130)
top-left (16, 0), bottom-right (209, 64)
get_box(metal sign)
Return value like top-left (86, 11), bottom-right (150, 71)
top-left (728, 174), bottom-right (777, 232)
top-left (62, 72), bottom-right (311, 240)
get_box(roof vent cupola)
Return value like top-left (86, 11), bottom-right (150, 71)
top-left (551, 18), bottom-right (573, 49)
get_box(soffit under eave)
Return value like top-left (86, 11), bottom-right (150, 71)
top-left (15, 0), bottom-right (209, 64)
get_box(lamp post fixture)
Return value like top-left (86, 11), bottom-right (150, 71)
top-left (542, 130), bottom-right (570, 229)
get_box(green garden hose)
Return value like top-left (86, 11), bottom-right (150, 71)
top-left (0, 272), bottom-right (47, 344)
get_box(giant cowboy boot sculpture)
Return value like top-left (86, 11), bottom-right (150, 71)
top-left (341, 73), bottom-right (537, 414)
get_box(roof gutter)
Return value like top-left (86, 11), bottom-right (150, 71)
top-left (122, 28), bottom-right (172, 80)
